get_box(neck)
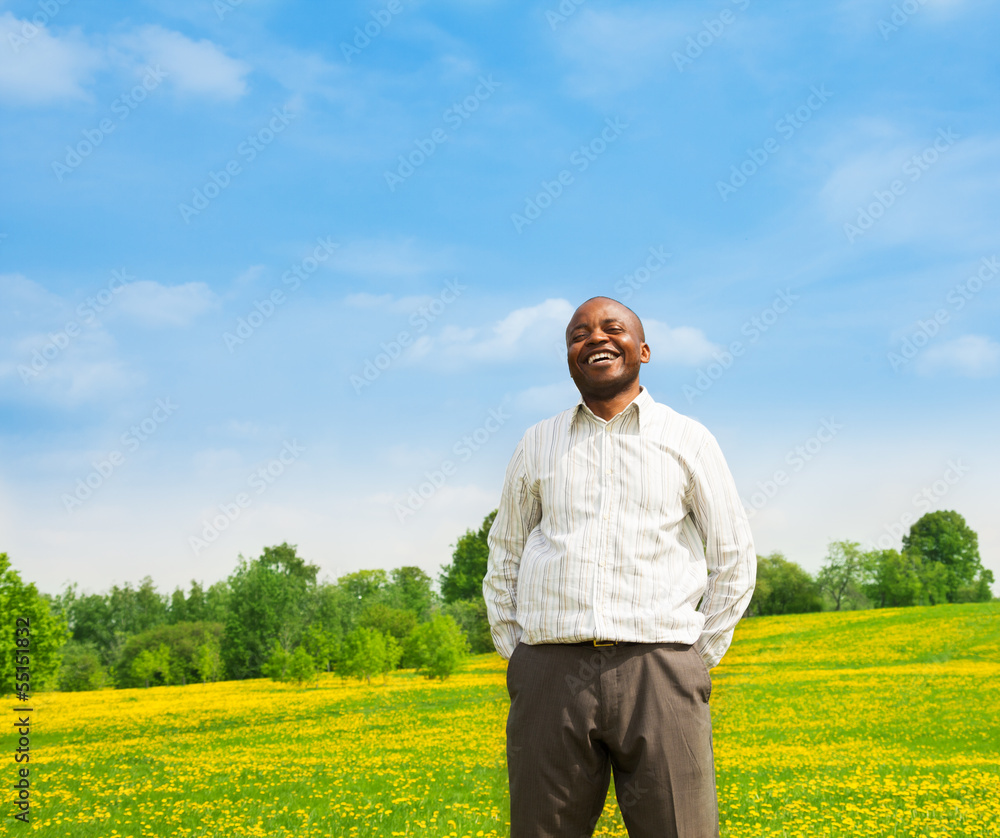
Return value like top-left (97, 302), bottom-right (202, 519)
top-left (581, 383), bottom-right (642, 421)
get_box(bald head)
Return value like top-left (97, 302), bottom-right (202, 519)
top-left (566, 296), bottom-right (645, 344)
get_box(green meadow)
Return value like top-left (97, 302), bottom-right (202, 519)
top-left (13, 602), bottom-right (1000, 837)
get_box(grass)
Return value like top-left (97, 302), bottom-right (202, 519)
top-left (11, 602), bottom-right (1000, 837)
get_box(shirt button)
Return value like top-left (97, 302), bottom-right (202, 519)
top-left (606, 469), bottom-right (612, 475)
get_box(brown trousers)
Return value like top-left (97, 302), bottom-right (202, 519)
top-left (505, 642), bottom-right (718, 838)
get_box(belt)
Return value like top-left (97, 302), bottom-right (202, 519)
top-left (563, 640), bottom-right (692, 650)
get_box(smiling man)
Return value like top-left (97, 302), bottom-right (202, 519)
top-left (484, 296), bottom-right (756, 838)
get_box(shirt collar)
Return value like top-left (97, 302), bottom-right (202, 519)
top-left (571, 386), bottom-right (652, 430)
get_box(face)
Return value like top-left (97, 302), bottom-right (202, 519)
top-left (565, 298), bottom-right (650, 401)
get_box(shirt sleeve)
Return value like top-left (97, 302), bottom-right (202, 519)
top-left (483, 437), bottom-right (541, 659)
top-left (688, 433), bottom-right (756, 669)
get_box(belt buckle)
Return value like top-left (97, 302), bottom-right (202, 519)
top-left (593, 639), bottom-right (615, 647)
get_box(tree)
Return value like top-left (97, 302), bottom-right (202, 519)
top-left (358, 603), bottom-right (418, 643)
top-left (261, 642), bottom-right (290, 681)
top-left (168, 587), bottom-right (187, 623)
top-left (108, 576), bottom-right (169, 637)
top-left (746, 552), bottom-right (823, 617)
top-left (443, 598), bottom-right (495, 654)
top-left (116, 621), bottom-right (224, 688)
top-left (860, 549), bottom-right (923, 608)
top-left (405, 614), bottom-right (468, 680)
top-left (58, 587), bottom-right (117, 665)
top-left (817, 541), bottom-right (869, 611)
top-left (903, 511), bottom-right (993, 602)
top-left (300, 625), bottom-right (339, 673)
top-left (202, 580), bottom-right (231, 623)
top-left (222, 543), bottom-right (319, 679)
top-left (286, 646), bottom-right (318, 685)
top-left (0, 553), bottom-right (69, 692)
top-left (57, 641), bottom-right (108, 691)
top-left (194, 640), bottom-right (223, 683)
top-left (332, 569), bottom-right (389, 630)
top-left (131, 643), bottom-right (172, 688)
top-left (440, 510), bottom-right (497, 603)
top-left (340, 627), bottom-right (401, 684)
top-left (384, 566), bottom-right (436, 621)
top-left (263, 642), bottom-right (318, 684)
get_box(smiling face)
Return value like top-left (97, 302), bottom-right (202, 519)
top-left (565, 297), bottom-right (650, 405)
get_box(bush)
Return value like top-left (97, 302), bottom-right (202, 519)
top-left (57, 642), bottom-right (108, 691)
top-left (115, 621), bottom-right (223, 688)
top-left (405, 614), bottom-right (468, 680)
top-left (340, 627), bottom-right (401, 684)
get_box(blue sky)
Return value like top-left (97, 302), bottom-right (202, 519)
top-left (1, 0), bottom-right (997, 596)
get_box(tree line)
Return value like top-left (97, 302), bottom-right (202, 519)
top-left (1, 509), bottom-right (993, 692)
top-left (1, 512), bottom-right (498, 692)
top-left (749, 510), bottom-right (994, 616)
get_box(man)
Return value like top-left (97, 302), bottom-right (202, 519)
top-left (483, 296), bottom-right (756, 838)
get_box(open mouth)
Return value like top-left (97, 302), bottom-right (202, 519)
top-left (585, 350), bottom-right (619, 366)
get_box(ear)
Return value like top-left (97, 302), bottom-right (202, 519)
top-left (640, 342), bottom-right (650, 363)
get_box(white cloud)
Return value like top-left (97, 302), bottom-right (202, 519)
top-left (401, 299), bottom-right (719, 371)
top-left (1, 328), bottom-right (140, 404)
top-left (333, 238), bottom-right (457, 280)
top-left (344, 291), bottom-right (434, 313)
top-left (113, 280), bottom-right (217, 327)
top-left (407, 298), bottom-right (574, 367)
top-left (916, 335), bottom-right (1000, 378)
top-left (0, 13), bottom-right (102, 104)
top-left (555, 8), bottom-right (690, 98)
top-left (125, 25), bottom-right (250, 99)
top-left (0, 273), bottom-right (143, 404)
top-left (644, 319), bottom-right (719, 365)
top-left (818, 126), bottom-right (1000, 252)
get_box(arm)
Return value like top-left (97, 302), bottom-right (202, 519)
top-left (688, 433), bottom-right (756, 669)
top-left (483, 438), bottom-right (541, 659)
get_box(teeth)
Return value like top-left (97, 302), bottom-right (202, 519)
top-left (587, 352), bottom-right (616, 364)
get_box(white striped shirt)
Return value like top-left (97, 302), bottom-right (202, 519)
top-left (483, 387), bottom-right (756, 669)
